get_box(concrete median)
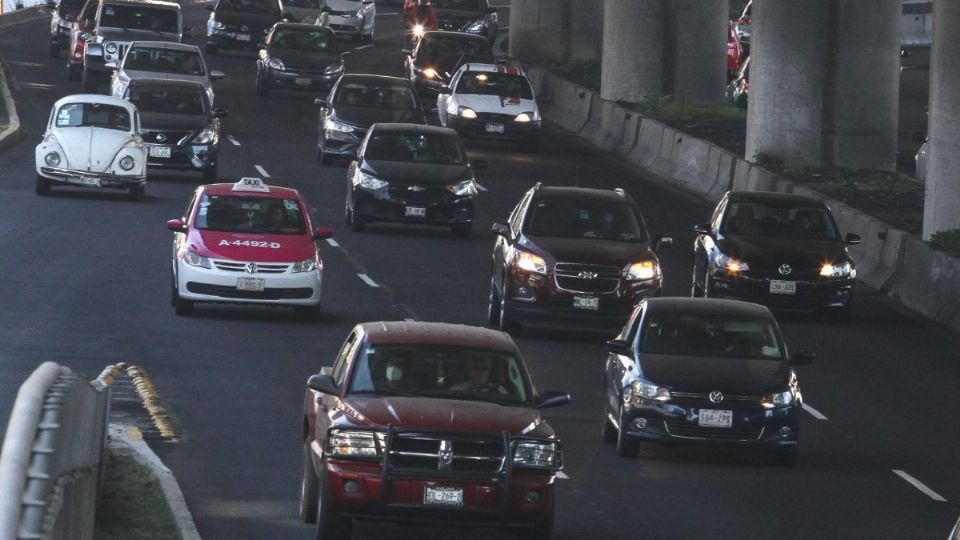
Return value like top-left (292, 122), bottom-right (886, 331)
top-left (628, 118), bottom-right (664, 171)
top-left (887, 237), bottom-right (960, 330)
top-left (548, 76), bottom-right (593, 134)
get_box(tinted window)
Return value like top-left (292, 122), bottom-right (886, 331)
top-left (271, 28), bottom-right (338, 52)
top-left (100, 4), bottom-right (178, 32)
top-left (55, 102), bottom-right (131, 131)
top-left (123, 47), bottom-right (204, 76)
top-left (364, 132), bottom-right (465, 164)
top-left (524, 197), bottom-right (648, 243)
top-left (125, 85), bottom-right (207, 115)
top-left (721, 200), bottom-right (838, 241)
top-left (419, 36), bottom-right (491, 61)
top-left (432, 0), bottom-right (481, 10)
top-left (194, 195), bottom-right (306, 235)
top-left (641, 312), bottom-right (783, 360)
top-left (456, 71), bottom-right (533, 99)
top-left (334, 80), bottom-right (417, 110)
top-left (217, 0), bottom-right (279, 15)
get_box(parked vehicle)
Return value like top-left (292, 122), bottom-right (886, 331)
top-left (205, 0), bottom-right (287, 54)
top-left (256, 23), bottom-right (347, 97)
top-left (727, 20), bottom-right (742, 79)
top-left (403, 30), bottom-right (493, 95)
top-left (65, 0), bottom-right (99, 81)
top-left (109, 41), bottom-right (225, 106)
top-left (49, 0), bottom-right (85, 58)
top-left (322, 0), bottom-right (376, 42)
top-left (725, 55), bottom-right (749, 109)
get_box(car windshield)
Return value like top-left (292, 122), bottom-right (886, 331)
top-left (721, 201), bottom-right (839, 241)
top-left (122, 47), bottom-right (204, 76)
top-left (456, 71), bottom-right (533, 99)
top-left (54, 102), bottom-right (131, 131)
top-left (334, 81), bottom-right (418, 110)
top-left (125, 85), bottom-right (207, 115)
top-left (364, 132), bottom-right (465, 164)
top-left (194, 194), bottom-right (306, 234)
top-left (349, 345), bottom-right (529, 405)
top-left (271, 28), bottom-right (338, 52)
top-left (641, 312), bottom-right (784, 360)
top-left (432, 0), bottom-right (481, 9)
top-left (218, 0), bottom-right (279, 15)
top-left (418, 36), bottom-right (491, 65)
top-left (99, 5), bottom-right (178, 32)
top-left (524, 197), bottom-right (648, 243)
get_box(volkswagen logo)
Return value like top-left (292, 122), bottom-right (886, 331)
top-left (578, 271), bottom-right (598, 279)
top-left (778, 264), bottom-right (793, 276)
top-left (245, 262), bottom-right (258, 274)
top-left (437, 440), bottom-right (453, 471)
top-left (155, 133), bottom-right (167, 143)
top-left (408, 185), bottom-right (425, 192)
top-left (708, 391), bottom-right (724, 404)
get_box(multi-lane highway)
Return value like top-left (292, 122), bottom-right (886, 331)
top-left (1, 3), bottom-right (959, 538)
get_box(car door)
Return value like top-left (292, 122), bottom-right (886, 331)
top-left (693, 196), bottom-right (727, 293)
top-left (436, 68), bottom-right (462, 126)
top-left (492, 191), bottom-right (529, 293)
top-left (606, 302), bottom-right (643, 412)
top-left (312, 330), bottom-right (361, 445)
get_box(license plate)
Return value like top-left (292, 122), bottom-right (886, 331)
top-left (698, 409), bottom-right (733, 428)
top-left (148, 146), bottom-right (171, 158)
top-left (235, 33), bottom-right (251, 42)
top-left (294, 77), bottom-right (312, 86)
top-left (404, 206), bottom-right (426, 217)
top-left (236, 277), bottom-right (264, 291)
top-left (573, 296), bottom-right (599, 310)
top-left (485, 123), bottom-right (505, 134)
top-left (77, 176), bottom-right (100, 187)
top-left (424, 486), bottom-right (463, 507)
top-left (769, 280), bottom-right (796, 295)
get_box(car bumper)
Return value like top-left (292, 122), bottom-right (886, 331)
top-left (329, 18), bottom-right (363, 36)
top-left (39, 166), bottom-right (145, 189)
top-left (264, 68), bottom-right (340, 91)
top-left (320, 127), bottom-right (364, 160)
top-left (353, 188), bottom-right (474, 227)
top-left (176, 260), bottom-right (322, 306)
top-left (448, 117), bottom-right (540, 141)
top-left (207, 30), bottom-right (266, 50)
top-left (709, 271), bottom-right (855, 309)
top-left (145, 142), bottom-right (218, 172)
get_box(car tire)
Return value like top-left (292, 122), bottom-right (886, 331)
top-left (315, 465), bottom-right (351, 540)
top-left (451, 222), bottom-right (472, 239)
top-left (205, 43), bottom-right (218, 55)
top-left (81, 68), bottom-right (97, 92)
top-left (300, 441), bottom-right (319, 524)
top-left (128, 183), bottom-right (144, 201)
top-left (615, 403), bottom-right (640, 458)
top-left (602, 406), bottom-right (617, 444)
top-left (486, 275), bottom-right (501, 327)
top-left (173, 293), bottom-right (193, 316)
top-left (498, 280), bottom-right (520, 335)
top-left (49, 43), bottom-right (60, 58)
top-left (35, 174), bottom-right (51, 196)
top-left (202, 164), bottom-right (218, 182)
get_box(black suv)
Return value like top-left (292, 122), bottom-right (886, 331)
top-left (205, 0), bottom-right (288, 54)
top-left (488, 185), bottom-right (672, 334)
top-left (432, 0), bottom-right (498, 42)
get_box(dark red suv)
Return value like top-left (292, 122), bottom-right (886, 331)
top-left (300, 321), bottom-right (570, 539)
top-left (488, 184), bottom-right (672, 333)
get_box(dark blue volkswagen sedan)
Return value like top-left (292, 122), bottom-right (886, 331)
top-left (602, 297), bottom-right (813, 465)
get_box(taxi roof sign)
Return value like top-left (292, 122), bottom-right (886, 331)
top-left (232, 177), bottom-right (271, 193)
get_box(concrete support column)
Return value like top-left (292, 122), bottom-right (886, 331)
top-left (664, 0), bottom-right (727, 103)
top-left (508, 0), bottom-right (571, 65)
top-left (568, 0), bottom-right (603, 63)
top-left (601, 0), bottom-right (663, 103)
top-left (923, 0), bottom-right (960, 238)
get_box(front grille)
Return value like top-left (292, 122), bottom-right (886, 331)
top-left (664, 420), bottom-right (764, 441)
top-left (387, 432), bottom-right (505, 476)
top-left (476, 113), bottom-right (516, 123)
top-left (142, 130), bottom-right (193, 145)
top-left (553, 262), bottom-right (620, 294)
top-left (386, 183), bottom-right (449, 205)
top-left (213, 261), bottom-right (289, 273)
top-left (186, 282), bottom-right (313, 299)
top-left (329, 24), bottom-right (355, 32)
top-left (670, 392), bottom-right (760, 404)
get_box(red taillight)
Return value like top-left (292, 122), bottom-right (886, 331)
top-left (72, 39), bottom-right (85, 59)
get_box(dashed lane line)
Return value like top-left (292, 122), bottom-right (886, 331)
top-left (892, 470), bottom-right (947, 502)
top-left (227, 134), bottom-right (240, 146)
top-left (326, 238), bottom-right (339, 247)
top-left (802, 403), bottom-right (828, 420)
top-left (475, 182), bottom-right (488, 192)
top-left (358, 273), bottom-right (380, 288)
top-left (254, 165), bottom-right (271, 177)
top-left (353, 44), bottom-right (375, 51)
top-left (556, 471), bottom-right (570, 480)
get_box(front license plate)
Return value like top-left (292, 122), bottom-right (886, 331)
top-left (698, 409), bottom-right (733, 428)
top-left (424, 486), bottom-right (463, 507)
top-left (235, 33), bottom-right (251, 42)
top-left (404, 206), bottom-right (426, 217)
top-left (769, 280), bottom-right (796, 295)
top-left (485, 123), bottom-right (505, 134)
top-left (76, 176), bottom-right (100, 187)
top-left (236, 277), bottom-right (264, 291)
top-left (573, 296), bottom-right (599, 310)
top-left (148, 145), bottom-right (171, 158)
top-left (294, 77), bottom-right (312, 86)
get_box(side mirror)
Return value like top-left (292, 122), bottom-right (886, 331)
top-left (314, 97), bottom-right (327, 106)
top-left (166, 218), bottom-right (186, 232)
top-left (438, 84), bottom-right (451, 94)
top-left (307, 373), bottom-right (339, 395)
top-left (606, 338), bottom-right (630, 354)
top-left (320, 366), bottom-right (333, 376)
top-left (693, 223), bottom-right (711, 236)
top-left (183, 27), bottom-right (193, 38)
top-left (653, 235), bottom-right (673, 251)
top-left (210, 70), bottom-right (226, 80)
top-left (845, 233), bottom-right (862, 245)
top-left (313, 226), bottom-right (335, 240)
top-left (205, 4), bottom-right (213, 10)
top-left (212, 108), bottom-right (227, 118)
top-left (536, 390), bottom-right (571, 409)
top-left (401, 48), bottom-right (412, 56)
top-left (491, 222), bottom-right (509, 237)
top-left (470, 159), bottom-right (488, 170)
top-left (104, 61), bottom-right (117, 70)
top-left (86, 42), bottom-right (103, 57)
top-left (791, 351), bottom-right (815, 366)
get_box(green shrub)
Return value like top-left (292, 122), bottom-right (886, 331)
top-left (928, 229), bottom-right (960, 258)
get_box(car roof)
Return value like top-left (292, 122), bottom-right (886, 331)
top-left (127, 41), bottom-right (200, 52)
top-left (370, 123), bottom-right (457, 137)
top-left (202, 180), bottom-right (301, 199)
top-left (53, 93), bottom-right (137, 113)
top-left (532, 186), bottom-right (633, 205)
top-left (421, 30), bottom-right (488, 42)
top-left (645, 297), bottom-right (775, 321)
top-left (340, 74), bottom-right (411, 85)
top-left (272, 22), bottom-right (333, 32)
top-left (458, 61), bottom-right (526, 76)
top-left (102, 0), bottom-right (179, 9)
top-left (727, 190), bottom-right (826, 207)
top-left (127, 78), bottom-right (206, 90)
top-left (360, 321), bottom-right (519, 354)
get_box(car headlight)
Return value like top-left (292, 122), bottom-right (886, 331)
top-left (626, 260), bottom-right (660, 281)
top-left (181, 248), bottom-right (211, 269)
top-left (715, 253), bottom-right (749, 272)
top-left (513, 249), bottom-right (546, 274)
top-left (422, 67), bottom-right (438, 79)
top-left (514, 112), bottom-right (534, 123)
top-left (446, 179), bottom-right (477, 197)
top-left (461, 19), bottom-right (484, 33)
top-left (292, 256), bottom-right (319, 273)
top-left (119, 155), bottom-right (135, 171)
top-left (760, 390), bottom-right (795, 409)
top-left (191, 127), bottom-right (217, 145)
top-left (412, 23), bottom-right (425, 37)
top-left (324, 118), bottom-right (355, 134)
top-left (326, 429), bottom-right (384, 458)
top-left (819, 261), bottom-right (852, 278)
top-left (324, 62), bottom-right (343, 75)
top-left (105, 42), bottom-right (117, 54)
top-left (267, 57), bottom-right (284, 70)
top-left (458, 106), bottom-right (477, 119)
top-left (354, 170), bottom-right (388, 190)
top-left (512, 440), bottom-right (560, 469)
top-left (624, 379), bottom-right (671, 406)
top-left (44, 152), bottom-right (61, 167)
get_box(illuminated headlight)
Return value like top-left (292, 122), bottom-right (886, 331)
top-left (514, 112), bottom-right (534, 123)
top-left (422, 67), bottom-right (438, 79)
top-left (181, 248), bottom-right (211, 269)
top-left (819, 261), bottom-right (852, 278)
top-left (462, 19), bottom-right (484, 33)
top-left (208, 18), bottom-right (225, 30)
top-left (715, 253), bottom-right (749, 272)
top-left (760, 390), bottom-right (795, 409)
top-left (625, 379), bottom-right (671, 406)
top-left (118, 155), bottom-right (135, 171)
top-left (412, 23), bottom-right (425, 37)
top-left (191, 128), bottom-right (217, 145)
top-left (514, 249), bottom-right (546, 274)
top-left (626, 260), bottom-right (660, 281)
top-left (446, 179), bottom-right (477, 197)
top-left (44, 152), bottom-right (61, 167)
top-left (268, 57), bottom-right (284, 70)
top-left (326, 429), bottom-right (384, 458)
top-left (512, 440), bottom-right (560, 469)
top-left (292, 256), bottom-right (319, 273)
top-left (354, 171), bottom-right (388, 190)
top-left (324, 62), bottom-right (343, 75)
top-left (324, 118), bottom-right (355, 133)
top-left (105, 42), bottom-right (117, 54)
top-left (458, 106), bottom-right (477, 119)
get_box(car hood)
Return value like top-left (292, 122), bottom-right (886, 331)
top-left (122, 70), bottom-right (210, 88)
top-left (640, 353), bottom-right (790, 395)
top-left (325, 0), bottom-right (362, 11)
top-left (97, 28), bottom-right (180, 42)
top-left (435, 8), bottom-right (480, 27)
top-left (51, 127), bottom-right (136, 173)
top-left (268, 48), bottom-right (340, 71)
top-left (718, 234), bottom-right (848, 273)
top-left (189, 230), bottom-right (315, 262)
top-left (214, 10), bottom-right (278, 29)
top-left (525, 236), bottom-right (654, 268)
top-left (363, 159), bottom-right (470, 185)
top-left (456, 94), bottom-right (535, 115)
top-left (342, 396), bottom-right (554, 438)
top-left (139, 112), bottom-right (208, 132)
top-left (332, 106), bottom-right (423, 129)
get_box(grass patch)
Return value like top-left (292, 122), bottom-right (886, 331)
top-left (928, 229), bottom-right (960, 258)
top-left (636, 96), bottom-right (746, 124)
top-left (753, 153), bottom-right (923, 195)
top-left (95, 450), bottom-right (178, 540)
top-left (545, 59), bottom-right (601, 91)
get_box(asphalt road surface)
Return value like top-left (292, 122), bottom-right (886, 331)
top-left (1, 3), bottom-right (959, 539)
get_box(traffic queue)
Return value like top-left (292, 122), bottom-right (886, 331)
top-left (33, 0), bottom-right (865, 538)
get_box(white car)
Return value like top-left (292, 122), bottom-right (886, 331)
top-left (436, 60), bottom-right (541, 151)
top-left (322, 0), bottom-right (375, 41)
top-left (109, 41), bottom-right (225, 106)
top-left (35, 94), bottom-right (147, 199)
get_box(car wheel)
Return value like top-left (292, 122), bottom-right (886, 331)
top-left (202, 164), bottom-right (218, 182)
top-left (35, 174), bottom-right (51, 196)
top-left (49, 43), bottom-right (60, 58)
top-left (81, 69), bottom-right (97, 92)
top-left (450, 222), bottom-right (472, 239)
top-left (300, 441), bottom-right (319, 523)
top-left (615, 403), bottom-right (640, 458)
top-left (486, 275), bottom-right (501, 327)
top-left (348, 210), bottom-right (366, 232)
top-left (315, 465), bottom-right (351, 540)
top-left (602, 405), bottom-right (617, 444)
top-left (205, 43), bottom-right (218, 55)
top-left (172, 274), bottom-right (193, 316)
top-left (128, 183), bottom-right (144, 201)
top-left (498, 280), bottom-right (520, 335)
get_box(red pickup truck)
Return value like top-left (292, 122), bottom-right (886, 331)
top-left (300, 321), bottom-right (570, 539)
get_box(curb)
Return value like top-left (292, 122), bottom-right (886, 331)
top-left (108, 424), bottom-right (201, 540)
top-left (0, 6), bottom-right (50, 32)
top-left (0, 54), bottom-right (21, 153)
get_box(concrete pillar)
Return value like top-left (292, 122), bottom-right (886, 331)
top-left (508, 0), bottom-right (570, 65)
top-left (601, 0), bottom-right (664, 103)
top-left (664, 0), bottom-right (727, 103)
top-left (923, 0), bottom-right (960, 238)
top-left (569, 0), bottom-right (603, 63)
top-left (822, 0), bottom-right (901, 170)
top-left (745, 0), bottom-right (827, 164)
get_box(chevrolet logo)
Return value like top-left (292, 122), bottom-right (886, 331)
top-left (408, 185), bottom-right (425, 192)
top-left (578, 271), bottom-right (598, 279)
top-left (155, 133), bottom-right (167, 143)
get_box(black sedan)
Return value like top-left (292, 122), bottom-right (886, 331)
top-left (603, 297), bottom-right (813, 465)
top-left (314, 74), bottom-right (426, 165)
top-left (691, 191), bottom-right (861, 319)
top-left (432, 0), bottom-right (499, 42)
top-left (345, 123), bottom-right (484, 238)
top-left (403, 30), bottom-right (493, 95)
top-left (256, 23), bottom-right (347, 97)
top-left (122, 78), bottom-right (224, 180)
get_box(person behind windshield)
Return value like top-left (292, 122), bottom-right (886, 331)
top-left (375, 351), bottom-right (413, 392)
top-left (263, 203), bottom-right (287, 231)
top-left (451, 356), bottom-right (508, 395)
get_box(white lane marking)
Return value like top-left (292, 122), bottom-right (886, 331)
top-left (358, 273), bottom-right (380, 288)
top-left (326, 238), bottom-right (339, 247)
top-left (254, 165), bottom-right (271, 177)
top-left (475, 182), bottom-right (488, 192)
top-left (892, 470), bottom-right (947, 502)
top-left (227, 135), bottom-right (240, 146)
top-left (802, 403), bottom-right (828, 420)
top-left (353, 43), bottom-right (375, 51)
top-left (557, 471), bottom-right (569, 480)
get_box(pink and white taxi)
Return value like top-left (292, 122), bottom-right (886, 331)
top-left (166, 177), bottom-right (334, 318)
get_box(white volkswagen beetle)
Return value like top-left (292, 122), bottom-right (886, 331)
top-left (35, 94), bottom-right (147, 199)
